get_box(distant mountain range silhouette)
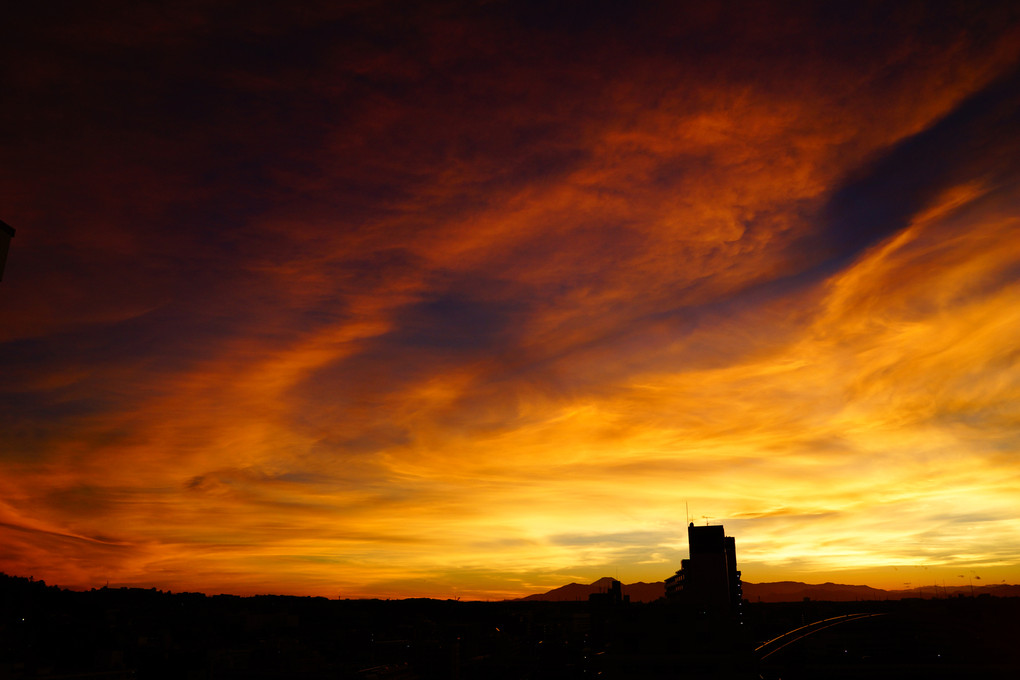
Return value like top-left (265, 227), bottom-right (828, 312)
top-left (516, 577), bottom-right (664, 603)
top-left (516, 576), bottom-right (1020, 602)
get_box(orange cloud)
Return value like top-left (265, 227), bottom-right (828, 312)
top-left (2, 3), bottom-right (1019, 598)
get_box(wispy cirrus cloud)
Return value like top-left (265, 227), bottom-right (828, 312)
top-left (1, 2), bottom-right (1019, 597)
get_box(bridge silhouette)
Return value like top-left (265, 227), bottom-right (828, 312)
top-left (755, 612), bottom-right (888, 661)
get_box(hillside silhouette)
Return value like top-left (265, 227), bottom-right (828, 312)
top-left (516, 576), bottom-right (665, 602)
top-left (518, 577), bottom-right (1020, 603)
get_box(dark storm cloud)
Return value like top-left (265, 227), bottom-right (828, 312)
top-left (285, 277), bottom-right (536, 440)
top-left (394, 289), bottom-right (529, 352)
top-left (797, 62), bottom-right (1020, 277)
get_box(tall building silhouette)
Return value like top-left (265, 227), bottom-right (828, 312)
top-left (665, 523), bottom-right (741, 618)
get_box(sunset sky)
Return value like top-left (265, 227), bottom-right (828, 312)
top-left (2, 2), bottom-right (1020, 599)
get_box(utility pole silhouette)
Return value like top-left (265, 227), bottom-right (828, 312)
top-left (0, 220), bottom-right (14, 282)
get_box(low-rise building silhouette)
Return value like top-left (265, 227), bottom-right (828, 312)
top-left (588, 578), bottom-right (629, 606)
top-left (666, 522), bottom-right (742, 618)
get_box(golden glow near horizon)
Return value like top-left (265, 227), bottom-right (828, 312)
top-left (2, 4), bottom-right (1019, 598)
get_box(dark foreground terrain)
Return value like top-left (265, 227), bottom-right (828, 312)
top-left (3, 573), bottom-right (1018, 679)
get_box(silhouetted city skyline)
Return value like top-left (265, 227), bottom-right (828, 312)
top-left (5, 570), bottom-right (1019, 679)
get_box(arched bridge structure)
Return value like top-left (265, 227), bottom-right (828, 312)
top-left (754, 612), bottom-right (888, 661)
